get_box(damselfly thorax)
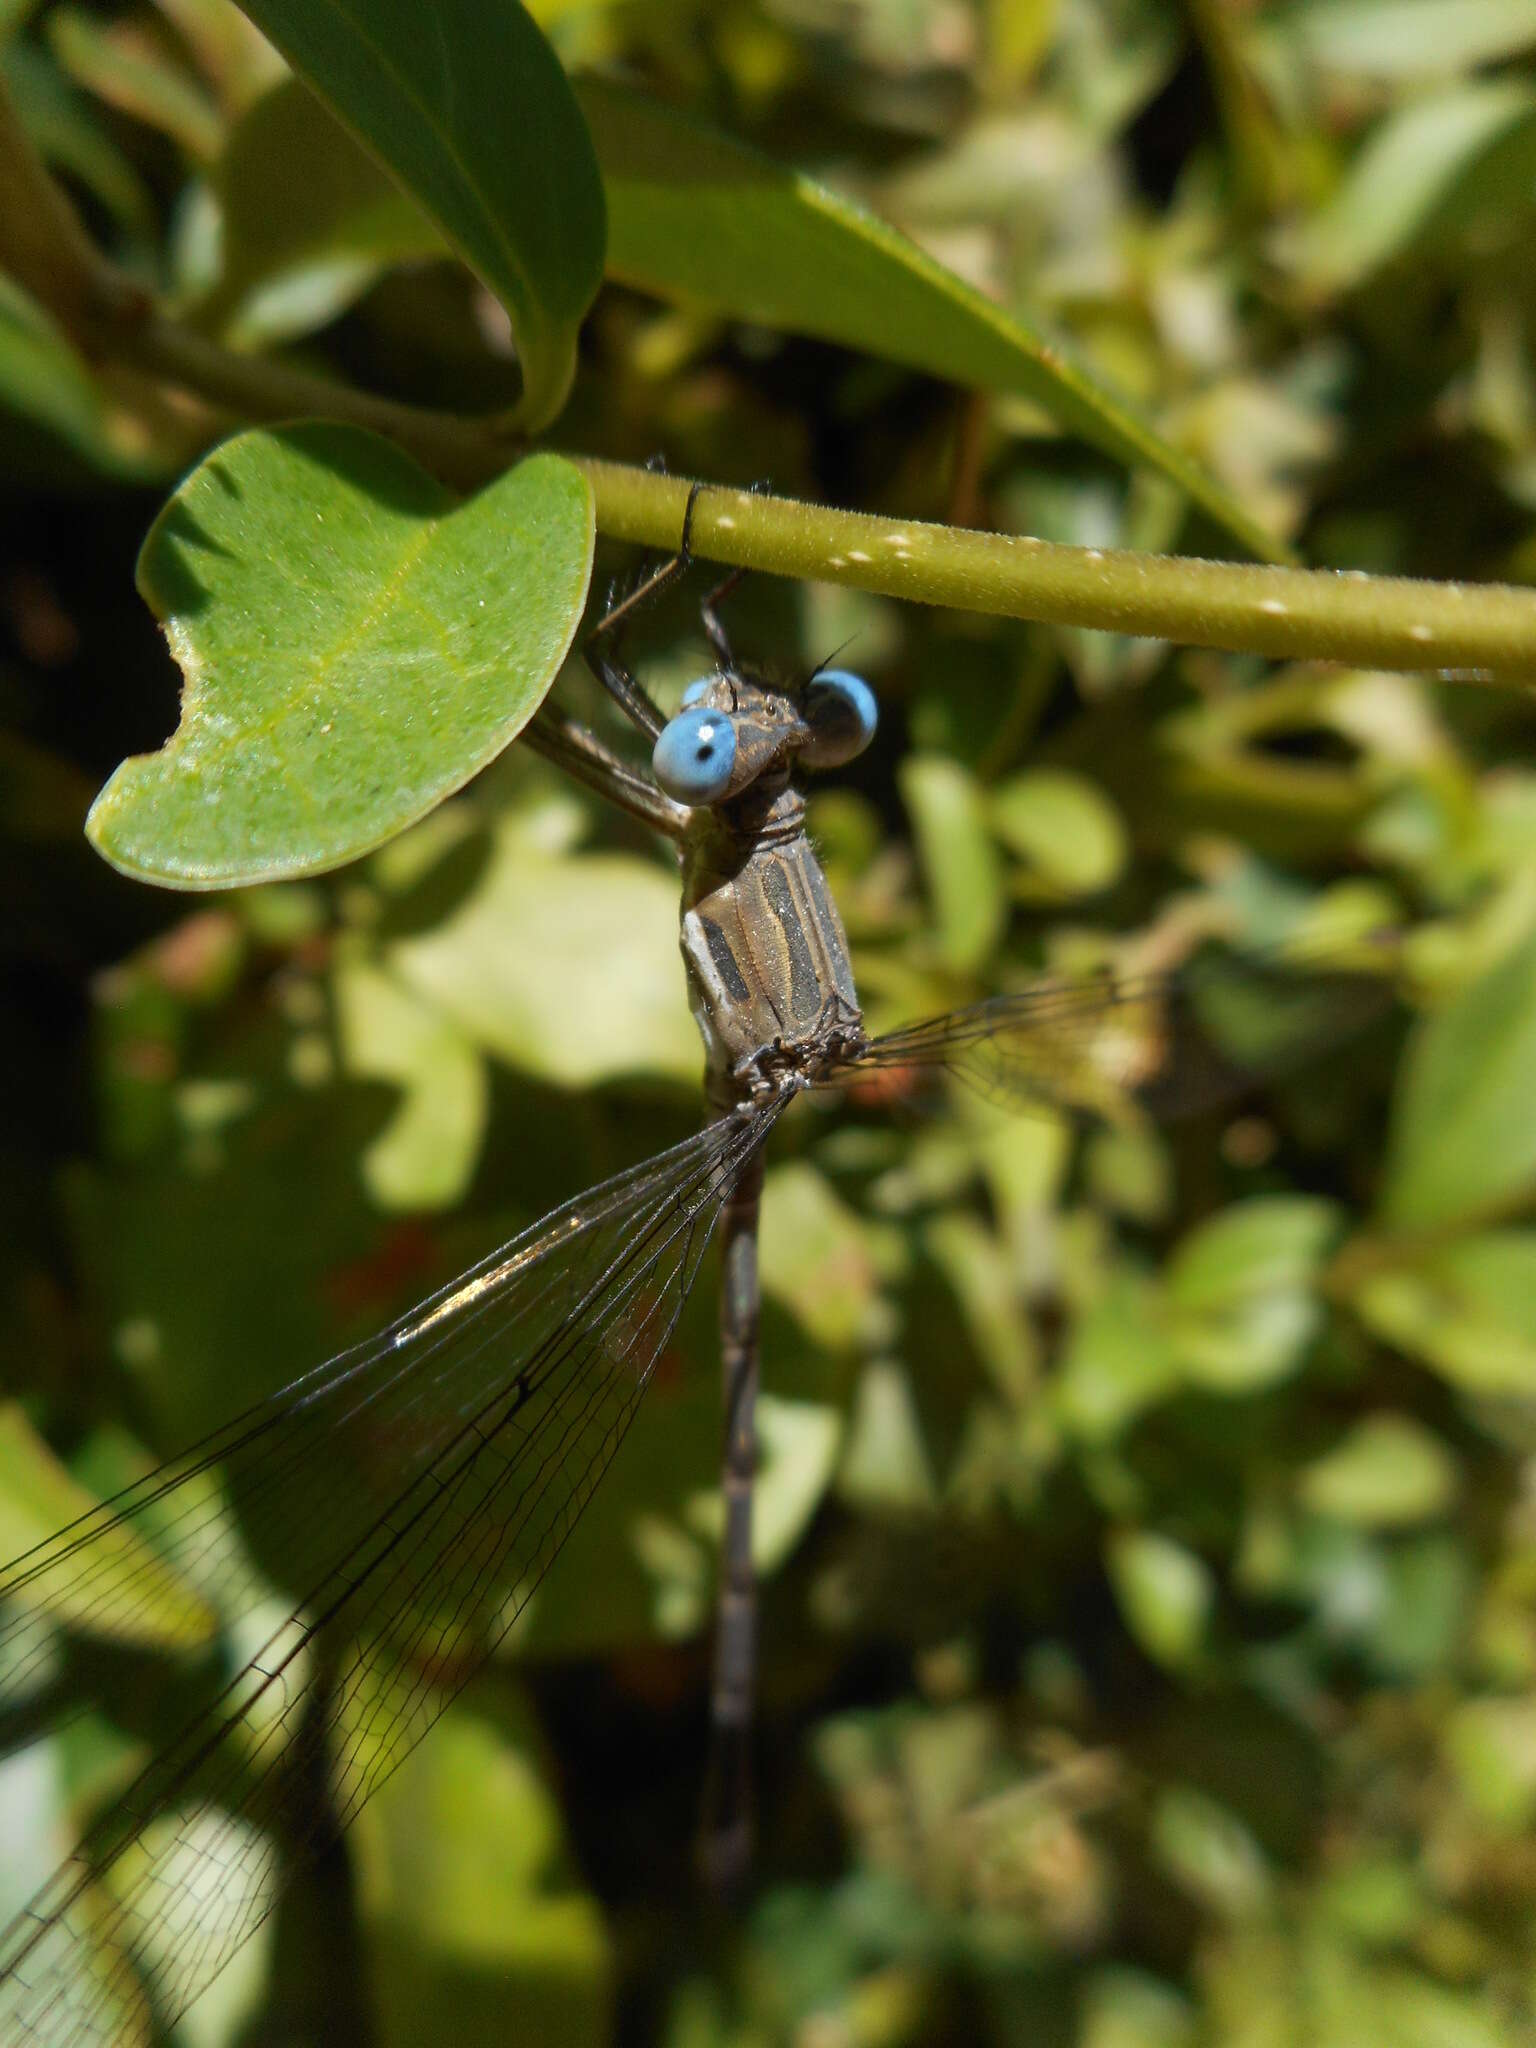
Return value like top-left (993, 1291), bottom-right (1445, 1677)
top-left (675, 677), bottom-right (865, 1106)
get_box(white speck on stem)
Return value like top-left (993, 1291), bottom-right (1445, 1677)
top-left (1259, 598), bottom-right (1288, 617)
top-left (827, 556), bottom-right (846, 570)
top-left (1084, 549), bottom-right (1104, 564)
top-left (1410, 624), bottom-right (1434, 643)
top-left (848, 550), bottom-right (872, 564)
top-left (715, 514), bottom-right (736, 530)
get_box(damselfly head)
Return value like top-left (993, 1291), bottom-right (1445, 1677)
top-left (653, 668), bottom-right (877, 807)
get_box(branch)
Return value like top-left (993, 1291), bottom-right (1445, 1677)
top-left (5, 66), bottom-right (1536, 681)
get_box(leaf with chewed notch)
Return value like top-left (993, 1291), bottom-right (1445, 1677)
top-left (87, 424), bottom-right (593, 887)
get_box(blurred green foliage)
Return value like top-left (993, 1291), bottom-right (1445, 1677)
top-left (6, 0), bottom-right (1536, 2043)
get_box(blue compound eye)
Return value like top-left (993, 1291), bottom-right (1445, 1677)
top-left (652, 706), bottom-right (738, 805)
top-left (679, 677), bottom-right (714, 709)
top-left (799, 669), bottom-right (878, 769)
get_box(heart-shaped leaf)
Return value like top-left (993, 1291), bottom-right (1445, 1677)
top-left (230, 0), bottom-right (605, 426)
top-left (87, 424), bottom-right (594, 887)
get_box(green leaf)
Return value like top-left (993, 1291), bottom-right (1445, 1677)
top-left (759, 1160), bottom-right (881, 1353)
top-left (899, 754), bottom-right (1007, 974)
top-left (351, 1693), bottom-right (609, 2041)
top-left (1297, 1413), bottom-right (1459, 1528)
top-left (230, 0), bottom-right (604, 426)
top-left (838, 1360), bottom-right (937, 1512)
top-left (1277, 0), bottom-right (1536, 79)
top-left (0, 1406), bottom-right (216, 1651)
top-left (1149, 1787), bottom-right (1271, 1919)
top-left (922, 1210), bottom-right (1036, 1403)
top-left (208, 77), bottom-right (443, 344)
top-left (577, 76), bottom-right (1292, 564)
top-left (86, 426), bottom-right (594, 887)
top-left (3, 43), bottom-right (156, 237)
top-left (1444, 1698), bottom-right (1536, 1832)
top-left (48, 5), bottom-right (224, 160)
top-left (1348, 1231), bottom-right (1536, 1394)
top-left (1106, 1529), bottom-right (1213, 1670)
top-left (1284, 81), bottom-right (1536, 291)
top-left (988, 768), bottom-right (1128, 901)
top-left (386, 823), bottom-right (700, 1087)
top-left (333, 960), bottom-right (488, 1210)
top-left (1378, 929), bottom-right (1536, 1230)
top-left (0, 276), bottom-right (166, 481)
top-left (1056, 1270), bottom-right (1183, 1443)
top-left (1163, 1197), bottom-right (1340, 1394)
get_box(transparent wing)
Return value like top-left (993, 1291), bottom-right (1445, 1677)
top-left (0, 1104), bottom-right (777, 2045)
top-left (823, 947), bottom-right (1394, 1123)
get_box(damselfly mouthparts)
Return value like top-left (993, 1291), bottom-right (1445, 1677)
top-left (0, 495), bottom-right (1392, 2044)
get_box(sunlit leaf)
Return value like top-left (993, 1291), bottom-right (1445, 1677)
top-left (988, 767), bottom-right (1128, 900)
top-left (1347, 1231), bottom-right (1536, 1394)
top-left (1163, 1198), bottom-right (1340, 1393)
top-left (333, 960), bottom-right (488, 1211)
top-left (351, 1693), bottom-right (609, 2041)
top-left (1276, 0), bottom-right (1536, 79)
top-left (87, 426), bottom-right (594, 887)
top-left (0, 1406), bottom-right (215, 1651)
top-left (1106, 1530), bottom-right (1212, 1670)
top-left (1297, 1413), bottom-right (1458, 1528)
top-left (386, 829), bottom-right (699, 1088)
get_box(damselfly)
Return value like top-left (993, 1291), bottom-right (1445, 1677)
top-left (0, 491), bottom-right (1389, 2043)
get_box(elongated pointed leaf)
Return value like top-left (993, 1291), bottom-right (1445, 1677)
top-left (87, 425), bottom-right (594, 887)
top-left (231, 0), bottom-right (604, 426)
top-left (578, 76), bottom-right (1291, 564)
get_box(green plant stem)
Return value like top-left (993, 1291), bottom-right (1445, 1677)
top-left (95, 313), bottom-right (1536, 682)
top-left (584, 463), bottom-right (1536, 683)
top-left (5, 66), bottom-right (1536, 681)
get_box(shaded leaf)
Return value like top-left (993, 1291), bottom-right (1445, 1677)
top-left (231, 0), bottom-right (604, 425)
top-left (207, 76), bottom-right (442, 344)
